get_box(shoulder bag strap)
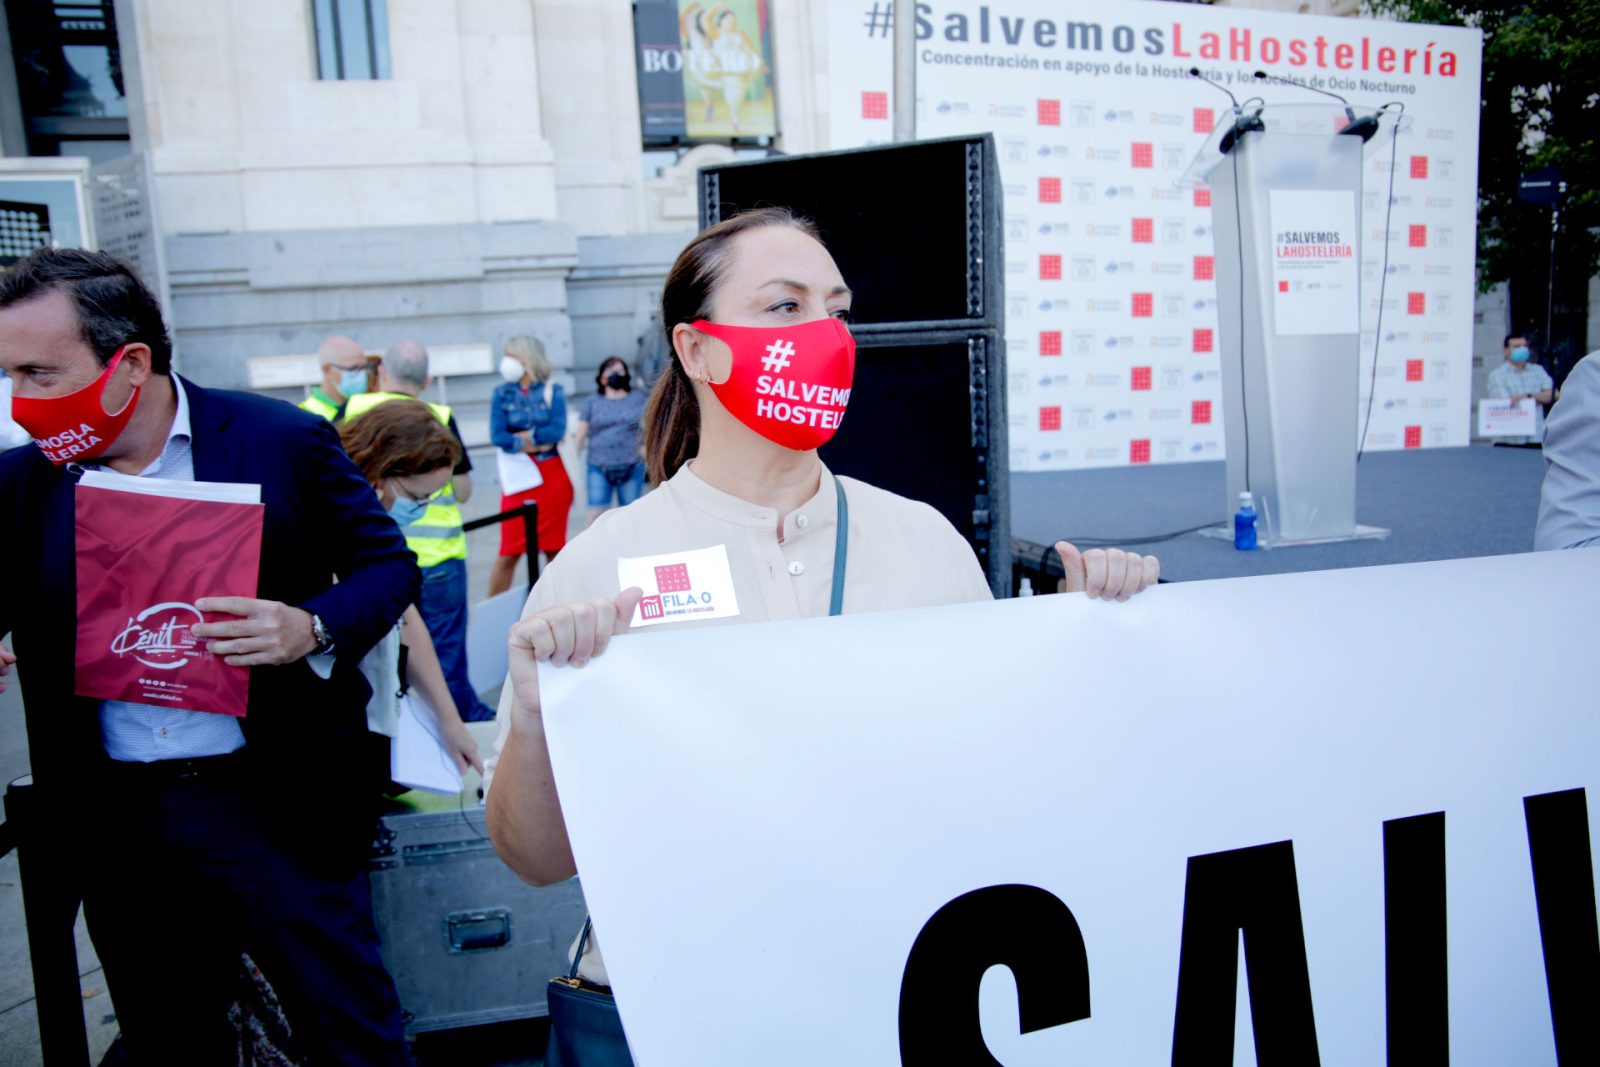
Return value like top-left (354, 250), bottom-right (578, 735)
top-left (830, 477), bottom-right (849, 618)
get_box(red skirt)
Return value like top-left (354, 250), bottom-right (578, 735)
top-left (500, 454), bottom-right (574, 556)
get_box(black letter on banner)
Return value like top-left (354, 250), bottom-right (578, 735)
top-left (1171, 840), bottom-right (1321, 1066)
top-left (1524, 788), bottom-right (1598, 1065)
top-left (898, 884), bottom-right (1090, 1064)
top-left (1383, 811), bottom-right (1448, 1064)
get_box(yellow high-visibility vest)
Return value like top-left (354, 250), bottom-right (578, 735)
top-left (298, 389), bottom-right (341, 421)
top-left (343, 392), bottom-right (467, 567)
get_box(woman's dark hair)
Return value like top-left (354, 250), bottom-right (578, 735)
top-left (594, 356), bottom-right (630, 392)
top-left (643, 207), bottom-right (824, 485)
top-left (339, 399), bottom-right (462, 485)
top-left (0, 248), bottom-right (174, 374)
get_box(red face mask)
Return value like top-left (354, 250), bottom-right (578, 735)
top-left (692, 317), bottom-right (856, 452)
top-left (11, 346), bottom-right (140, 465)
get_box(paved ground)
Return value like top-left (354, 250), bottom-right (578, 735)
top-left (0, 433), bottom-right (585, 1065)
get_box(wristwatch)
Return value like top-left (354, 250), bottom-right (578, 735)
top-left (309, 613), bottom-right (335, 656)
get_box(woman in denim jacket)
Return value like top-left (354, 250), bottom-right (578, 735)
top-left (489, 335), bottom-right (575, 595)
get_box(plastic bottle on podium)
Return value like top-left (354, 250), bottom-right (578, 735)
top-left (1234, 491), bottom-right (1258, 551)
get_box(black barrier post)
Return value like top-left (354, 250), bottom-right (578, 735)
top-left (519, 501), bottom-right (540, 594)
top-left (5, 777), bottom-right (91, 1067)
top-left (463, 501), bottom-right (542, 595)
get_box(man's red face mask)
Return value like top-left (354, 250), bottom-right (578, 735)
top-left (11, 345), bottom-right (139, 464)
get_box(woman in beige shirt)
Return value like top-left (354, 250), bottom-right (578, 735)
top-left (487, 208), bottom-right (1159, 984)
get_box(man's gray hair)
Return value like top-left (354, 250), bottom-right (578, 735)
top-left (383, 340), bottom-right (430, 390)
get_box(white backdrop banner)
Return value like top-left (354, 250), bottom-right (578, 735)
top-left (540, 549), bottom-right (1598, 1065)
top-left (826, 0), bottom-right (1483, 471)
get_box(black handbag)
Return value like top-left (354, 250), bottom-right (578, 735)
top-left (545, 918), bottom-right (634, 1067)
top-left (544, 480), bottom-right (851, 1065)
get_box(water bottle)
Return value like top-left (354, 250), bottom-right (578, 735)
top-left (1018, 576), bottom-right (1035, 597)
top-left (1233, 491), bottom-right (1258, 551)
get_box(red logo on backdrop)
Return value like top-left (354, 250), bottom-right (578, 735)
top-left (1037, 99), bottom-right (1061, 125)
top-left (1193, 328), bottom-right (1214, 353)
top-left (1193, 108), bottom-right (1214, 134)
top-left (1409, 224), bottom-right (1427, 247)
top-left (1194, 255), bottom-right (1214, 281)
top-left (654, 563), bottom-right (691, 593)
top-left (1040, 406), bottom-right (1062, 431)
top-left (1194, 188), bottom-right (1211, 208)
top-left (1406, 359), bottom-right (1424, 382)
top-left (1131, 293), bottom-right (1153, 317)
top-left (1039, 177), bottom-right (1061, 203)
top-left (1131, 367), bottom-right (1152, 391)
top-left (1040, 255), bottom-right (1062, 280)
top-left (1405, 425), bottom-right (1422, 449)
top-left (1408, 292), bottom-right (1426, 315)
top-left (1130, 439), bottom-right (1152, 464)
top-left (1192, 400), bottom-right (1213, 424)
top-left (1039, 331), bottom-right (1063, 356)
top-left (1279, 280), bottom-right (1290, 293)
top-left (861, 92), bottom-right (888, 120)
top-left (1131, 142), bottom-right (1153, 168)
top-left (639, 595), bottom-right (664, 620)
top-left (1131, 218), bottom-right (1153, 243)
top-left (1410, 155), bottom-right (1429, 179)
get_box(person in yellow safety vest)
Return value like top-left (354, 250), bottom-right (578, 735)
top-left (299, 335), bottom-right (371, 421)
top-left (341, 341), bottom-right (493, 721)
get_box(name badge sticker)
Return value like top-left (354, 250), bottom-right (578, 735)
top-left (617, 544), bottom-right (741, 628)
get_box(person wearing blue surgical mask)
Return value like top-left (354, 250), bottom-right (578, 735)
top-left (1487, 333), bottom-right (1559, 447)
top-left (300, 335), bottom-right (371, 422)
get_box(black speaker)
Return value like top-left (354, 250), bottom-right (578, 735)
top-left (700, 136), bottom-right (1010, 594)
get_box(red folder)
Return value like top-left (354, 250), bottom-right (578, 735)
top-left (74, 477), bottom-right (264, 716)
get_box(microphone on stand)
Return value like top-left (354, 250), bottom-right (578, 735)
top-left (1190, 68), bottom-right (1264, 154)
top-left (1253, 70), bottom-right (1379, 142)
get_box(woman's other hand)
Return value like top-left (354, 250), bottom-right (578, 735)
top-left (506, 587), bottom-right (645, 715)
top-left (443, 720), bottom-right (485, 775)
top-left (1054, 541), bottom-right (1160, 601)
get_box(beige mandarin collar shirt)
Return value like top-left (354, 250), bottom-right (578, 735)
top-left (490, 459), bottom-right (992, 984)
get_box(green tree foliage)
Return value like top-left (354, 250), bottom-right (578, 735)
top-left (1369, 1), bottom-right (1597, 362)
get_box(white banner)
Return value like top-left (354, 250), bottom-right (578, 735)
top-left (827, 0), bottom-right (1483, 469)
top-left (540, 549), bottom-right (1598, 1065)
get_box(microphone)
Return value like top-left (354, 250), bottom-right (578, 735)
top-left (1190, 68), bottom-right (1262, 154)
top-left (1253, 70), bottom-right (1379, 142)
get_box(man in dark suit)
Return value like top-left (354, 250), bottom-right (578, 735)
top-left (0, 249), bottom-right (418, 1063)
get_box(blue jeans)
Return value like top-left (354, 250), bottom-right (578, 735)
top-left (418, 557), bottom-right (495, 722)
top-left (586, 461), bottom-right (646, 509)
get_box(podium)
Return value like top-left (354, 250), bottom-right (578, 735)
top-left (1182, 102), bottom-right (1406, 546)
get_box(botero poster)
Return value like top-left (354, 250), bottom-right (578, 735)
top-left (635, 0), bottom-right (777, 141)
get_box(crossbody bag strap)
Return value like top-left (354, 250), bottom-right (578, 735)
top-left (568, 915), bottom-right (594, 981)
top-left (830, 477), bottom-right (849, 618)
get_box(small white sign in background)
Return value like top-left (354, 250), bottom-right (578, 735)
top-left (1478, 398), bottom-right (1539, 438)
top-left (540, 550), bottom-right (1597, 1065)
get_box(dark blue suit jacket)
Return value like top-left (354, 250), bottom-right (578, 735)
top-left (0, 376), bottom-right (420, 867)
